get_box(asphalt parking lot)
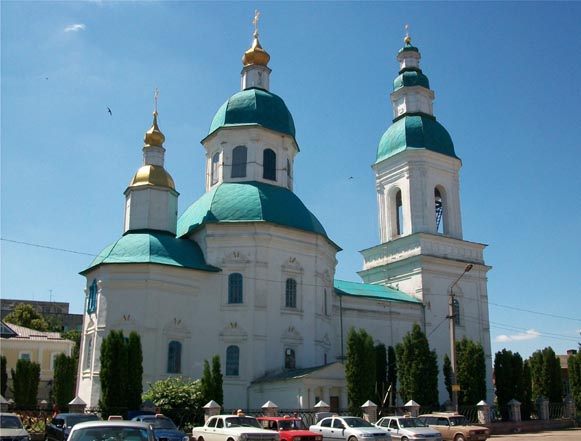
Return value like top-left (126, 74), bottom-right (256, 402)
top-left (490, 428), bottom-right (581, 439)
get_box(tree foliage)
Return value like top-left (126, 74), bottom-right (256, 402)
top-left (61, 330), bottom-right (82, 363)
top-left (11, 359), bottom-right (40, 408)
top-left (456, 338), bottom-right (486, 405)
top-left (443, 354), bottom-right (452, 402)
top-left (142, 376), bottom-right (203, 410)
top-left (528, 347), bottom-right (561, 402)
top-left (396, 323), bottom-right (438, 407)
top-left (374, 343), bottom-right (387, 406)
top-left (345, 328), bottom-right (376, 415)
top-left (1, 355), bottom-right (7, 397)
top-left (568, 347), bottom-right (581, 410)
top-left (53, 354), bottom-right (76, 408)
top-left (494, 349), bottom-right (523, 406)
top-left (386, 346), bottom-right (397, 407)
top-left (126, 332), bottom-right (144, 411)
top-left (99, 330), bottom-right (129, 415)
top-left (4, 304), bottom-right (49, 331)
top-left (210, 355), bottom-right (224, 406)
top-left (522, 360), bottom-right (533, 420)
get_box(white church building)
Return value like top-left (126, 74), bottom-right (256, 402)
top-left (77, 28), bottom-right (493, 410)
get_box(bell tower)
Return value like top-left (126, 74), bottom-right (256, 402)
top-left (359, 30), bottom-right (494, 404)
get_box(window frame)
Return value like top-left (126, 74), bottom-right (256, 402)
top-left (167, 340), bottom-right (182, 374)
top-left (231, 146), bottom-right (247, 178)
top-left (263, 149), bottom-right (276, 181)
top-left (226, 345), bottom-right (240, 376)
top-left (228, 273), bottom-right (244, 304)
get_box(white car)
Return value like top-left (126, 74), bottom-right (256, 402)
top-left (67, 420), bottom-right (157, 441)
top-left (0, 413), bottom-right (31, 441)
top-left (192, 414), bottom-right (279, 441)
top-left (375, 416), bottom-right (442, 441)
top-left (309, 416), bottom-right (391, 441)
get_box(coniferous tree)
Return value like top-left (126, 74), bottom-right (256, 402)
top-left (374, 343), bottom-right (387, 406)
top-left (396, 323), bottom-right (439, 408)
top-left (456, 338), bottom-right (486, 405)
top-left (568, 347), bottom-right (581, 411)
top-left (200, 360), bottom-right (212, 404)
top-left (126, 332), bottom-right (143, 410)
top-left (386, 346), bottom-right (397, 407)
top-left (529, 347), bottom-right (562, 402)
top-left (11, 359), bottom-right (40, 408)
top-left (493, 349), bottom-right (515, 406)
top-left (211, 355), bottom-right (223, 406)
top-left (53, 354), bottom-right (76, 409)
top-left (99, 330), bottom-right (128, 416)
top-left (345, 328), bottom-right (376, 415)
top-left (0, 355), bottom-right (7, 397)
top-left (522, 360), bottom-right (533, 420)
top-left (443, 354), bottom-right (452, 402)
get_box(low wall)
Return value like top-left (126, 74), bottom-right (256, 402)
top-left (487, 419), bottom-right (575, 435)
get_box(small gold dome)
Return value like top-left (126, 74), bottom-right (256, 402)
top-left (242, 31), bottom-right (270, 66)
top-left (144, 111), bottom-right (165, 146)
top-left (128, 164), bottom-right (175, 190)
top-left (404, 35), bottom-right (412, 45)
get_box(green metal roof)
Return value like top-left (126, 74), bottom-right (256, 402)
top-left (334, 279), bottom-right (421, 304)
top-left (208, 88), bottom-right (296, 139)
top-left (81, 230), bottom-right (220, 274)
top-left (393, 70), bottom-right (430, 91)
top-left (177, 182), bottom-right (335, 245)
top-left (398, 43), bottom-right (419, 54)
top-left (376, 114), bottom-right (458, 163)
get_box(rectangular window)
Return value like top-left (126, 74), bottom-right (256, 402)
top-left (19, 353), bottom-right (31, 361)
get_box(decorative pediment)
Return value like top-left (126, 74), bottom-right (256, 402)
top-left (316, 333), bottom-right (332, 351)
top-left (162, 317), bottom-right (191, 339)
top-left (223, 250), bottom-right (250, 265)
top-left (220, 321), bottom-right (248, 340)
top-left (282, 325), bottom-right (303, 342)
top-left (282, 256), bottom-right (303, 274)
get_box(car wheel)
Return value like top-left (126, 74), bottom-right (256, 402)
top-left (454, 435), bottom-right (466, 441)
top-left (401, 437), bottom-right (408, 441)
top-left (197, 437), bottom-right (204, 441)
top-left (348, 436), bottom-right (358, 441)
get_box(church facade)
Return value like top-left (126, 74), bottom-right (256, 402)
top-left (76, 29), bottom-right (493, 410)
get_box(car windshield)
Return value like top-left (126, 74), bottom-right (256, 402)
top-left (66, 415), bottom-right (100, 428)
top-left (70, 426), bottom-right (150, 441)
top-left (224, 417), bottom-right (261, 428)
top-left (278, 420), bottom-right (306, 431)
top-left (1, 415), bottom-right (23, 429)
top-left (343, 418), bottom-right (373, 428)
top-left (398, 418), bottom-right (425, 428)
top-left (448, 416), bottom-right (469, 427)
top-left (139, 418), bottom-right (177, 430)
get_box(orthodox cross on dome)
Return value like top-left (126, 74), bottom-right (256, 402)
top-left (404, 23), bottom-right (411, 44)
top-left (154, 87), bottom-right (159, 115)
top-left (253, 10), bottom-right (260, 36)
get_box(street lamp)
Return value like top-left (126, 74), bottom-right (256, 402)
top-left (449, 263), bottom-right (473, 413)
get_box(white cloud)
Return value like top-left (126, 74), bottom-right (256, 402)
top-left (494, 329), bottom-right (541, 343)
top-left (64, 24), bottom-right (86, 32)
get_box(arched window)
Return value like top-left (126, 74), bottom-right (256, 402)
top-left (228, 273), bottom-right (243, 304)
top-left (87, 279), bottom-right (98, 314)
top-left (453, 298), bottom-right (461, 326)
top-left (396, 189), bottom-right (404, 236)
top-left (226, 345), bottom-right (240, 376)
top-left (167, 340), bottom-right (182, 373)
top-left (263, 149), bottom-right (276, 181)
top-left (211, 152), bottom-right (220, 185)
top-left (85, 337), bottom-right (93, 370)
top-left (286, 158), bottom-right (292, 179)
top-left (285, 278), bottom-right (297, 308)
top-left (231, 146), bottom-right (247, 178)
top-left (435, 187), bottom-right (444, 233)
top-left (285, 348), bottom-right (296, 369)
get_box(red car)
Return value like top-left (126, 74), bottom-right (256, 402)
top-left (258, 417), bottom-right (323, 441)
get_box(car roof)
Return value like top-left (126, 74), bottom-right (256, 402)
top-left (72, 421), bottom-right (152, 430)
top-left (257, 417), bottom-right (301, 421)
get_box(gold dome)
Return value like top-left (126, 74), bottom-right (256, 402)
top-left (128, 164), bottom-right (175, 190)
top-left (144, 111), bottom-right (165, 146)
top-left (242, 31), bottom-right (270, 67)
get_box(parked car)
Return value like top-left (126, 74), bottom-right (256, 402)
top-left (257, 416), bottom-right (322, 441)
top-left (191, 414), bottom-right (279, 441)
top-left (418, 414), bottom-right (489, 441)
top-left (309, 416), bottom-right (391, 441)
top-left (375, 416), bottom-right (442, 441)
top-left (0, 412), bottom-right (31, 441)
top-left (45, 413), bottom-right (101, 441)
top-left (67, 420), bottom-right (156, 441)
top-left (131, 414), bottom-right (189, 441)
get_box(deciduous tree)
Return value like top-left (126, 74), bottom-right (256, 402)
top-left (568, 347), bottom-right (581, 411)
top-left (142, 376), bottom-right (203, 410)
top-left (4, 304), bottom-right (49, 331)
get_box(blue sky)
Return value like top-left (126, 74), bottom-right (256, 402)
top-left (2, 1), bottom-right (580, 360)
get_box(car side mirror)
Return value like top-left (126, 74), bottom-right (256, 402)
top-left (54, 420), bottom-right (65, 428)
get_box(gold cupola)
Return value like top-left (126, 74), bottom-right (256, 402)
top-left (242, 30), bottom-right (270, 67)
top-left (144, 111), bottom-right (166, 146)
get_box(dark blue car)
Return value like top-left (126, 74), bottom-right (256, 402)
top-left (131, 415), bottom-right (189, 441)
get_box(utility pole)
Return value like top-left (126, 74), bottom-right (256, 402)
top-left (449, 263), bottom-right (473, 413)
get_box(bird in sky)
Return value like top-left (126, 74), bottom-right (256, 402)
top-left (348, 176), bottom-right (354, 180)
top-left (107, 106), bottom-right (112, 116)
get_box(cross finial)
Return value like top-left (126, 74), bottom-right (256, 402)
top-left (253, 10), bottom-right (260, 36)
top-left (154, 87), bottom-right (159, 115)
top-left (404, 24), bottom-right (412, 44)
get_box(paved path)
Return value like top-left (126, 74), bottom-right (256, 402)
top-left (490, 428), bottom-right (581, 440)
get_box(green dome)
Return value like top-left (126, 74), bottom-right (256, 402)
top-left (208, 88), bottom-right (296, 138)
top-left (393, 70), bottom-right (430, 91)
top-left (81, 230), bottom-right (219, 274)
top-left (376, 115), bottom-right (458, 163)
top-left (398, 43), bottom-right (419, 54)
top-left (177, 181), bottom-right (333, 242)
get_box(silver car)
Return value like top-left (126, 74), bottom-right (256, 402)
top-left (68, 420), bottom-right (157, 441)
top-left (375, 417), bottom-right (441, 441)
top-left (0, 413), bottom-right (31, 441)
top-left (309, 416), bottom-right (391, 441)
